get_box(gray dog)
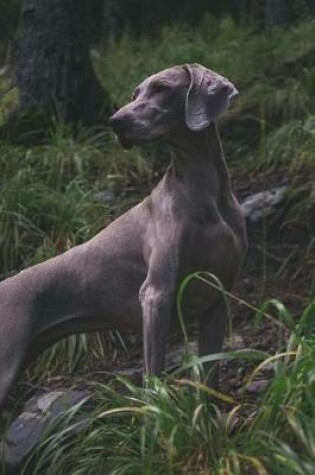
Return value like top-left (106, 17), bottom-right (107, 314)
top-left (0, 64), bottom-right (246, 411)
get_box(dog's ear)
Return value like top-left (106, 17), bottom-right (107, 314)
top-left (184, 63), bottom-right (238, 131)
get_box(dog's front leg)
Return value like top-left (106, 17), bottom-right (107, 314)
top-left (139, 255), bottom-right (174, 376)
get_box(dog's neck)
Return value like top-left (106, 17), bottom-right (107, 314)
top-left (167, 122), bottom-right (233, 202)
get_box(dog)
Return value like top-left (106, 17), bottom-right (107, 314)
top-left (0, 64), bottom-right (246, 412)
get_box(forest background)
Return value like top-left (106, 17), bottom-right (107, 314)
top-left (0, 1), bottom-right (315, 474)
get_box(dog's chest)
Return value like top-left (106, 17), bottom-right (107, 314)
top-left (150, 183), bottom-right (236, 279)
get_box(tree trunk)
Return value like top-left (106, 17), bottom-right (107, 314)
top-left (10, 0), bottom-right (112, 128)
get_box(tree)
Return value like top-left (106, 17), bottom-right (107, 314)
top-left (7, 0), bottom-right (112, 135)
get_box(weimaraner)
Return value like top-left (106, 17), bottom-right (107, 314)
top-left (0, 64), bottom-right (246, 411)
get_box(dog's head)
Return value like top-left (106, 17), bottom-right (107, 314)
top-left (109, 63), bottom-right (238, 149)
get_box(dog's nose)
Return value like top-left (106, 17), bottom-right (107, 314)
top-left (108, 114), bottom-right (126, 133)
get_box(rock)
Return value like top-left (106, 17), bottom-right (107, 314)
top-left (241, 186), bottom-right (287, 223)
top-left (223, 334), bottom-right (245, 351)
top-left (93, 189), bottom-right (116, 204)
top-left (165, 341), bottom-right (198, 370)
top-left (1, 388), bottom-right (90, 472)
top-left (245, 379), bottom-right (270, 394)
top-left (260, 361), bottom-right (276, 374)
top-left (23, 388), bottom-right (90, 416)
top-left (1, 412), bottom-right (46, 470)
top-left (117, 366), bottom-right (143, 380)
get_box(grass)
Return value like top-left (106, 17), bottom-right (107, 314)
top-left (0, 127), bottom-right (151, 275)
top-left (13, 298), bottom-right (315, 475)
top-left (98, 16), bottom-right (315, 108)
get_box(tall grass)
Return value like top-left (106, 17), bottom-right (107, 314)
top-left (16, 299), bottom-right (315, 475)
top-left (0, 127), bottom-right (150, 277)
top-left (98, 16), bottom-right (315, 105)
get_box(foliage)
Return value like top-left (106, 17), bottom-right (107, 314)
top-left (0, 128), bottom-right (149, 276)
top-left (98, 17), bottom-right (315, 104)
top-left (16, 300), bottom-right (315, 475)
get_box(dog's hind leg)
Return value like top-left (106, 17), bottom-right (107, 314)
top-left (0, 314), bottom-right (30, 412)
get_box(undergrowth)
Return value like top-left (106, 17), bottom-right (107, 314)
top-left (0, 16), bottom-right (314, 473)
top-left (0, 129), bottom-right (150, 276)
top-left (9, 296), bottom-right (315, 475)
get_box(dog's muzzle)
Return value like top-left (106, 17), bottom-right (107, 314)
top-left (108, 114), bottom-right (134, 150)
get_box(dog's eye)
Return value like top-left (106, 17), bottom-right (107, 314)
top-left (132, 88), bottom-right (140, 100)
